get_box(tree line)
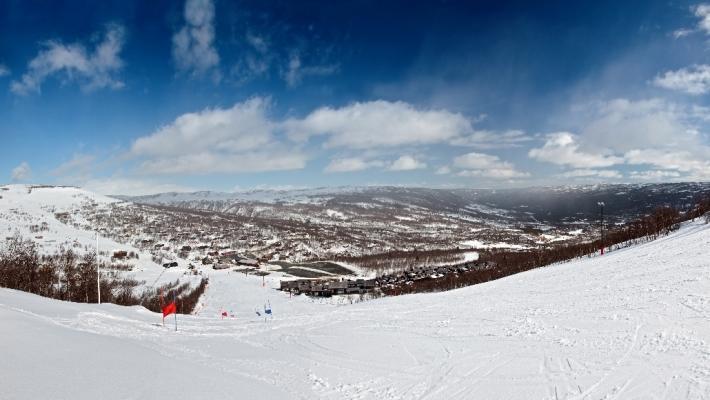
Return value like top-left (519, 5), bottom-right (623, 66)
top-left (385, 196), bottom-right (710, 296)
top-left (334, 248), bottom-right (474, 274)
top-left (0, 235), bottom-right (207, 314)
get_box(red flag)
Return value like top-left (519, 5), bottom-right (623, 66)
top-left (162, 302), bottom-right (176, 318)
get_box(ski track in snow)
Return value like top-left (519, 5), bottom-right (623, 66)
top-left (1, 220), bottom-right (710, 399)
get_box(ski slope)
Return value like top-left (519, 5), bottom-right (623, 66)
top-left (0, 184), bottom-right (193, 289)
top-left (1, 219), bottom-right (710, 399)
top-left (0, 185), bottom-right (118, 255)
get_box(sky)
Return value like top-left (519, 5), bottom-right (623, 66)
top-left (1, 0), bottom-right (710, 195)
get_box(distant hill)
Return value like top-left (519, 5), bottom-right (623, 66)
top-left (121, 183), bottom-right (710, 224)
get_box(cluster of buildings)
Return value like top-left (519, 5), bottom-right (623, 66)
top-left (280, 278), bottom-right (377, 296)
top-left (279, 261), bottom-right (496, 297)
top-left (88, 203), bottom-right (336, 266)
top-left (376, 261), bottom-right (495, 288)
top-left (280, 261), bottom-right (495, 297)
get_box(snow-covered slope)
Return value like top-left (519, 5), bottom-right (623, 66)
top-left (0, 184), bottom-right (127, 254)
top-left (0, 184), bottom-right (188, 289)
top-left (0, 185), bottom-right (117, 251)
top-left (2, 219), bottom-right (710, 399)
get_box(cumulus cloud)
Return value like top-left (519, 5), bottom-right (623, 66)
top-left (560, 169), bottom-right (622, 179)
top-left (579, 99), bottom-right (696, 153)
top-left (388, 155), bottom-right (426, 171)
top-left (530, 98), bottom-right (710, 180)
top-left (325, 154), bottom-right (426, 173)
top-left (131, 98), bottom-right (306, 174)
top-left (172, 0), bottom-right (220, 79)
top-left (11, 24), bottom-right (125, 95)
top-left (653, 64), bottom-right (710, 95)
top-left (453, 152), bottom-right (529, 179)
top-left (694, 4), bottom-right (710, 35)
top-left (673, 5), bottom-right (710, 38)
top-left (133, 98), bottom-right (273, 156)
top-left (0, 64), bottom-right (9, 77)
top-left (528, 132), bottom-right (623, 168)
top-left (324, 157), bottom-right (384, 173)
top-left (285, 100), bottom-right (473, 149)
top-left (11, 162), bottom-right (31, 182)
top-left (624, 149), bottom-right (710, 175)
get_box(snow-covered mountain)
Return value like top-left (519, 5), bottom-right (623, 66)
top-left (2, 217), bottom-right (709, 399)
top-left (123, 183), bottom-right (710, 223)
top-left (4, 183), bottom-right (710, 275)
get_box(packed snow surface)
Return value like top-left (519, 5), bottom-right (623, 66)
top-left (2, 220), bottom-right (710, 399)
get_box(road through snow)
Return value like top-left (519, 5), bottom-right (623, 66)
top-left (1, 220), bottom-right (710, 399)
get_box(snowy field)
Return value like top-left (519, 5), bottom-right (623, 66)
top-left (1, 219), bottom-right (710, 399)
top-left (0, 185), bottom-right (199, 289)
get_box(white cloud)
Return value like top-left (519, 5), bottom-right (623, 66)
top-left (580, 99), bottom-right (696, 153)
top-left (628, 170), bottom-right (682, 181)
top-left (324, 157), bottom-right (383, 173)
top-left (233, 183), bottom-right (310, 192)
top-left (624, 148), bottom-right (710, 177)
top-left (137, 151), bottom-right (306, 175)
top-left (230, 27), bottom-right (338, 87)
top-left (449, 129), bottom-right (532, 148)
top-left (285, 100), bottom-right (473, 149)
top-left (533, 98), bottom-right (710, 181)
top-left (172, 0), bottom-right (220, 79)
top-left (653, 64), bottom-right (710, 95)
top-left (435, 166), bottom-right (451, 175)
top-left (528, 132), bottom-right (623, 168)
top-left (457, 169), bottom-right (529, 179)
top-left (11, 162), bottom-right (31, 182)
top-left (133, 98), bottom-right (273, 156)
top-left (131, 98), bottom-right (306, 175)
top-left (539, 98), bottom-right (710, 180)
top-left (230, 33), bottom-right (273, 84)
top-left (673, 28), bottom-right (694, 38)
top-left (694, 4), bottom-right (710, 35)
top-left (560, 169), bottom-right (622, 179)
top-left (674, 5), bottom-right (710, 38)
top-left (82, 178), bottom-right (194, 196)
top-left (282, 52), bottom-right (338, 88)
top-left (388, 155), bottom-right (426, 171)
top-left (11, 24), bottom-right (125, 95)
top-left (52, 153), bottom-right (96, 179)
top-left (245, 33), bottom-right (269, 55)
top-left (325, 154), bottom-right (426, 173)
top-left (453, 152), bottom-right (529, 179)
top-left (0, 64), bottom-right (9, 77)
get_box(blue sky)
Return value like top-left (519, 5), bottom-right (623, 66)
top-left (1, 0), bottom-right (710, 194)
